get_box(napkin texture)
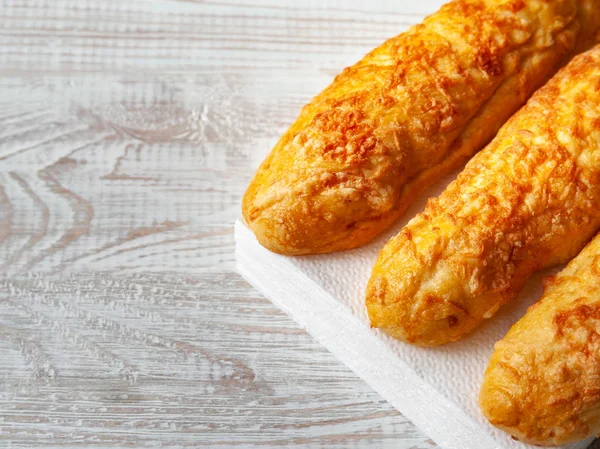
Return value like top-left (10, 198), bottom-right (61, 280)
top-left (235, 169), bottom-right (593, 449)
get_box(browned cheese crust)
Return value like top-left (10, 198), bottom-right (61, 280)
top-left (242, 0), bottom-right (600, 255)
top-left (480, 232), bottom-right (600, 446)
top-left (366, 44), bottom-right (600, 346)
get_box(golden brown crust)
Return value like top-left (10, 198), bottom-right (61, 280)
top-left (243, 0), bottom-right (600, 255)
top-left (480, 233), bottom-right (600, 446)
top-left (366, 44), bottom-right (600, 346)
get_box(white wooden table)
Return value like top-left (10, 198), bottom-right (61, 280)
top-left (1, 1), bottom-right (598, 448)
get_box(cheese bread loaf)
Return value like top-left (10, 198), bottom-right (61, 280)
top-left (480, 232), bottom-right (600, 446)
top-left (243, 0), bottom-right (600, 255)
top-left (367, 44), bottom-right (600, 346)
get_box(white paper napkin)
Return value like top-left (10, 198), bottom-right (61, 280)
top-left (235, 168), bottom-right (593, 449)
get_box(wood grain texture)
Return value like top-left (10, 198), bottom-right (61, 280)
top-left (0, 0), bottom-right (597, 448)
top-left (0, 273), bottom-right (436, 448)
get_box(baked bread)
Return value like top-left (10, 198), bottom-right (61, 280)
top-left (366, 44), bottom-right (600, 346)
top-left (480, 232), bottom-right (600, 446)
top-left (242, 0), bottom-right (600, 255)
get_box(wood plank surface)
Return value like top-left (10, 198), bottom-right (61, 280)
top-left (0, 273), bottom-right (436, 448)
top-left (1, 1), bottom-right (597, 448)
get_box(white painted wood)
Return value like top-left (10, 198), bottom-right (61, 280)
top-left (0, 1), bottom-right (597, 448)
top-left (0, 273), bottom-right (439, 448)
